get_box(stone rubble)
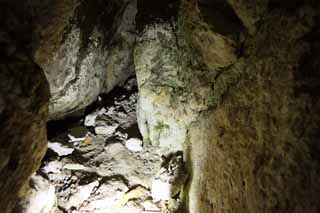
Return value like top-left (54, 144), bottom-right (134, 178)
top-left (29, 78), bottom-right (187, 213)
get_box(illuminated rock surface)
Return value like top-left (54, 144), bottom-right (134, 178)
top-left (1, 0), bottom-right (320, 212)
top-left (31, 0), bottom-right (137, 119)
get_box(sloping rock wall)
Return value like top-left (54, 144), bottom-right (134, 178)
top-left (182, 0), bottom-right (320, 212)
top-left (0, 5), bottom-right (50, 211)
top-left (31, 0), bottom-right (137, 119)
top-left (134, 0), bottom-right (320, 212)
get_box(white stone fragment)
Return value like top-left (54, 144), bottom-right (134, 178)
top-left (125, 138), bottom-right (143, 152)
top-left (141, 200), bottom-right (161, 212)
top-left (151, 178), bottom-right (173, 201)
top-left (48, 142), bottom-right (74, 156)
top-left (41, 160), bottom-right (64, 174)
top-left (84, 108), bottom-right (106, 127)
top-left (95, 124), bottom-right (118, 135)
top-left (84, 113), bottom-right (97, 127)
top-left (64, 163), bottom-right (88, 171)
top-left (68, 134), bottom-right (87, 142)
top-left (16, 175), bottom-right (56, 213)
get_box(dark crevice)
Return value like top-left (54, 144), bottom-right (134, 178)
top-left (136, 0), bottom-right (180, 32)
top-left (198, 0), bottom-right (245, 38)
top-left (47, 76), bottom-right (138, 140)
top-left (295, 28), bottom-right (320, 99)
top-left (295, 24), bottom-right (320, 164)
top-left (268, 0), bottom-right (305, 12)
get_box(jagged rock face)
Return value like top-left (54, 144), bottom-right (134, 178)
top-left (31, 0), bottom-right (137, 119)
top-left (135, 23), bottom-right (190, 151)
top-left (134, 0), bottom-right (213, 151)
top-left (181, 1), bottom-right (320, 213)
top-left (0, 21), bottom-right (50, 213)
top-left (1, 0), bottom-right (320, 212)
top-left (135, 0), bottom-right (320, 212)
top-left (0, 53), bottom-right (49, 212)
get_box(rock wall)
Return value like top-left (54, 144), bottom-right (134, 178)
top-left (135, 0), bottom-right (212, 152)
top-left (31, 0), bottom-right (137, 119)
top-left (181, 0), bottom-right (320, 212)
top-left (135, 0), bottom-right (320, 212)
top-left (0, 4), bottom-right (50, 211)
top-left (1, 0), bottom-right (320, 212)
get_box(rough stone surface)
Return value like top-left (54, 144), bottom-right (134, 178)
top-left (135, 0), bottom-right (320, 212)
top-left (48, 142), bottom-right (74, 157)
top-left (0, 4), bottom-right (50, 210)
top-left (151, 152), bottom-right (188, 201)
top-left (14, 175), bottom-right (56, 213)
top-left (125, 138), bottom-right (143, 152)
top-left (31, 0), bottom-right (137, 119)
top-left (135, 23), bottom-right (199, 151)
top-left (181, 1), bottom-right (320, 213)
top-left (1, 1), bottom-right (320, 213)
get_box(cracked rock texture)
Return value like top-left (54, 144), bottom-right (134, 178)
top-left (135, 0), bottom-right (320, 212)
top-left (31, 0), bottom-right (137, 119)
top-left (0, 4), bottom-right (50, 211)
top-left (1, 0), bottom-right (320, 212)
top-left (180, 1), bottom-right (320, 212)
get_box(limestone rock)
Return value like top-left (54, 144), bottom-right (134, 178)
top-left (112, 185), bottom-right (159, 213)
top-left (151, 152), bottom-right (188, 201)
top-left (182, 1), bottom-right (320, 213)
top-left (135, 23), bottom-right (195, 151)
top-left (48, 142), bottom-right (74, 157)
top-left (95, 115), bottom-right (119, 135)
top-left (64, 180), bottom-right (99, 210)
top-left (14, 175), bottom-right (56, 213)
top-left (125, 138), bottom-right (143, 152)
top-left (31, 0), bottom-right (137, 119)
top-left (0, 11), bottom-right (50, 211)
top-left (84, 108), bottom-right (106, 127)
top-left (79, 178), bottom-right (128, 212)
top-left (41, 160), bottom-right (64, 174)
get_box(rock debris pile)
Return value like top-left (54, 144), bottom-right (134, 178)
top-left (16, 78), bottom-right (187, 213)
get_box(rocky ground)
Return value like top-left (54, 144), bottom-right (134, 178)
top-left (15, 78), bottom-right (187, 213)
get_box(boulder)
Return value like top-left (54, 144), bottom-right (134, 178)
top-left (125, 138), bottom-right (143, 152)
top-left (31, 0), bottom-right (137, 119)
